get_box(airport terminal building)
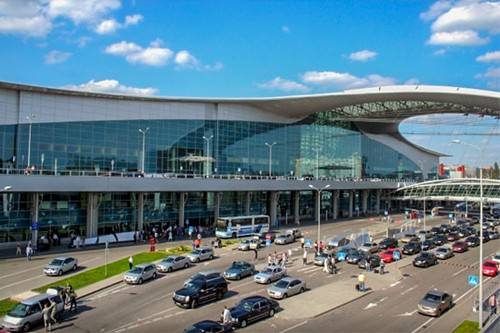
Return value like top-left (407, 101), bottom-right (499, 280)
top-left (0, 82), bottom-right (499, 244)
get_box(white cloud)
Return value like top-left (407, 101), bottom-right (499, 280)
top-left (45, 50), bottom-right (72, 64)
top-left (301, 71), bottom-right (397, 89)
top-left (483, 67), bottom-right (500, 78)
top-left (422, 1), bottom-right (500, 47)
top-left (257, 77), bottom-right (309, 93)
top-left (124, 14), bottom-right (142, 26)
top-left (427, 30), bottom-right (489, 46)
top-left (175, 50), bottom-right (199, 67)
top-left (348, 49), bottom-right (377, 62)
top-left (476, 50), bottom-right (500, 62)
top-left (94, 13), bottom-right (142, 34)
top-left (64, 79), bottom-right (158, 96)
top-left (105, 40), bottom-right (173, 66)
top-left (95, 18), bottom-right (120, 34)
top-left (0, 0), bottom-right (140, 37)
top-left (433, 48), bottom-right (447, 56)
top-left (47, 0), bottom-right (121, 25)
top-left (475, 67), bottom-right (500, 90)
top-left (281, 25), bottom-right (290, 33)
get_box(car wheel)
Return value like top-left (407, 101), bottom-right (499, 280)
top-left (152, 272), bottom-right (157, 279)
top-left (196, 258), bottom-right (201, 263)
top-left (22, 322), bottom-right (31, 332)
top-left (72, 265), bottom-right (77, 271)
top-left (300, 287), bottom-right (305, 293)
top-left (217, 290), bottom-right (223, 300)
top-left (191, 298), bottom-right (197, 309)
top-left (240, 320), bottom-right (247, 328)
top-left (58, 270), bottom-right (63, 276)
top-left (236, 274), bottom-right (241, 280)
top-left (269, 308), bottom-right (275, 317)
top-left (209, 255), bottom-right (214, 260)
top-left (167, 267), bottom-right (173, 273)
top-left (283, 293), bottom-right (288, 299)
top-left (436, 309), bottom-right (441, 317)
top-left (267, 279), bottom-right (271, 284)
top-left (184, 263), bottom-right (189, 269)
top-left (138, 278), bottom-right (143, 284)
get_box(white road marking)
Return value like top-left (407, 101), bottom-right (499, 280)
top-left (410, 317), bottom-right (433, 333)
top-left (389, 281), bottom-right (401, 288)
top-left (364, 302), bottom-right (378, 310)
top-left (397, 309), bottom-right (418, 317)
top-left (451, 267), bottom-right (468, 277)
top-left (401, 285), bottom-right (418, 295)
top-left (278, 320), bottom-right (309, 333)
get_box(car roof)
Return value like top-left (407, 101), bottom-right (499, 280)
top-left (195, 270), bottom-right (219, 276)
top-left (165, 255), bottom-right (183, 259)
top-left (426, 290), bottom-right (446, 297)
top-left (193, 320), bottom-right (220, 328)
top-left (240, 295), bottom-right (266, 304)
top-left (21, 293), bottom-right (54, 305)
top-left (135, 263), bottom-right (153, 268)
top-left (280, 277), bottom-right (302, 283)
top-left (53, 256), bottom-right (73, 260)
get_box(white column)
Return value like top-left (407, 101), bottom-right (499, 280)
top-left (332, 190), bottom-right (339, 220)
top-left (245, 192), bottom-right (252, 216)
top-left (214, 192), bottom-right (222, 222)
top-left (269, 191), bottom-right (279, 226)
top-left (293, 191), bottom-right (300, 224)
top-left (179, 192), bottom-right (186, 227)
top-left (137, 192), bottom-right (144, 231)
top-left (375, 189), bottom-right (381, 215)
top-left (348, 191), bottom-right (354, 218)
top-left (86, 193), bottom-right (99, 237)
top-left (314, 190), bottom-right (320, 222)
top-left (31, 193), bottom-right (39, 247)
top-left (362, 190), bottom-right (369, 214)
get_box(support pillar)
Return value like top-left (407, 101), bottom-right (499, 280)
top-left (348, 190), bottom-right (354, 218)
top-left (362, 190), bottom-right (368, 215)
top-left (31, 193), bottom-right (39, 247)
top-left (269, 191), bottom-right (279, 227)
top-left (214, 192), bottom-right (222, 222)
top-left (375, 189), bottom-right (381, 215)
top-left (332, 190), bottom-right (339, 220)
top-left (293, 191), bottom-right (300, 225)
top-left (86, 193), bottom-right (99, 238)
top-left (314, 190), bottom-right (320, 222)
top-left (179, 192), bottom-right (186, 227)
top-left (245, 192), bottom-right (252, 216)
top-left (137, 192), bottom-right (144, 231)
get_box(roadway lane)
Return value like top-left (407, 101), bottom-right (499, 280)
top-left (28, 215), bottom-right (452, 333)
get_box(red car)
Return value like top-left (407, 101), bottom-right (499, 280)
top-left (483, 260), bottom-right (498, 277)
top-left (380, 248), bottom-right (402, 263)
top-left (452, 241), bottom-right (468, 253)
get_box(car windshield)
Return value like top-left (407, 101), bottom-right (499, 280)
top-left (50, 259), bottom-right (64, 265)
top-left (232, 262), bottom-right (246, 268)
top-left (163, 257), bottom-right (175, 263)
top-left (191, 250), bottom-right (201, 255)
top-left (8, 303), bottom-right (30, 318)
top-left (436, 248), bottom-right (447, 253)
top-left (241, 240), bottom-right (250, 244)
top-left (424, 293), bottom-right (441, 303)
top-left (495, 255), bottom-right (500, 260)
top-left (484, 262), bottom-right (496, 267)
top-left (185, 281), bottom-right (202, 290)
top-left (263, 268), bottom-right (274, 274)
top-left (362, 243), bottom-right (372, 247)
top-left (128, 267), bottom-right (143, 274)
top-left (239, 301), bottom-right (254, 312)
top-left (274, 280), bottom-right (289, 288)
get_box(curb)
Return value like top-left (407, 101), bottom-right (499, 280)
top-left (312, 290), bottom-right (374, 318)
top-left (77, 279), bottom-right (124, 300)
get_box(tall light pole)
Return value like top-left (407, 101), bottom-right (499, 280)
top-left (138, 128), bottom-right (150, 172)
top-left (26, 114), bottom-right (35, 168)
top-left (452, 139), bottom-right (484, 329)
top-left (203, 135), bottom-right (213, 177)
top-left (309, 184), bottom-right (331, 244)
top-left (265, 142), bottom-right (277, 177)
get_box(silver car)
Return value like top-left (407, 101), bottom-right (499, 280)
top-left (123, 264), bottom-right (157, 284)
top-left (238, 239), bottom-right (262, 251)
top-left (254, 266), bottom-right (286, 284)
top-left (267, 277), bottom-right (306, 299)
top-left (156, 255), bottom-right (190, 273)
top-left (434, 247), bottom-right (454, 260)
top-left (187, 247), bottom-right (214, 263)
top-left (43, 257), bottom-right (78, 276)
top-left (358, 242), bottom-right (379, 254)
top-left (275, 233), bottom-right (294, 245)
top-left (418, 290), bottom-right (453, 317)
top-left (1, 293), bottom-right (64, 332)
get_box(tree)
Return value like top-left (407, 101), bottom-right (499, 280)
top-left (493, 162), bottom-right (500, 179)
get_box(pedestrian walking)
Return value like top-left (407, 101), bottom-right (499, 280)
top-left (358, 273), bottom-right (365, 292)
top-left (288, 248), bottom-right (292, 262)
top-left (300, 238), bottom-right (304, 248)
top-left (26, 244), bottom-right (33, 261)
top-left (168, 230), bottom-right (173, 242)
top-left (331, 257), bottom-right (337, 274)
top-left (16, 242), bottom-right (21, 256)
top-left (489, 294), bottom-right (497, 315)
top-left (323, 256), bottom-right (329, 273)
top-left (252, 248), bottom-right (258, 261)
top-left (366, 258), bottom-right (371, 272)
top-left (42, 303), bottom-right (54, 331)
top-left (50, 299), bottom-right (58, 325)
top-left (222, 306), bottom-right (232, 324)
top-left (68, 288), bottom-right (77, 312)
top-left (302, 249), bottom-right (307, 265)
top-left (268, 254), bottom-right (272, 266)
top-left (128, 256), bottom-right (134, 270)
top-left (379, 260), bottom-right (385, 275)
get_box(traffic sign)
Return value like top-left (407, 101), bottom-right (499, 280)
top-left (468, 275), bottom-right (479, 287)
top-left (31, 222), bottom-right (38, 231)
top-left (304, 239), bottom-right (313, 248)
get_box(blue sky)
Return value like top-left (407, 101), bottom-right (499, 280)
top-left (0, 0), bottom-right (499, 166)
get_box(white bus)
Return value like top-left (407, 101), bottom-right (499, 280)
top-left (215, 215), bottom-right (270, 239)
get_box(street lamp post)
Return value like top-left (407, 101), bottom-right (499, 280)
top-left (265, 142), bottom-right (277, 177)
top-left (203, 135), bottom-right (213, 177)
top-left (138, 128), bottom-right (150, 173)
top-left (452, 139), bottom-right (484, 329)
top-left (26, 114), bottom-right (35, 168)
top-left (309, 184), bottom-right (331, 244)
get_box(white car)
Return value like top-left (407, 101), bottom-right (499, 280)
top-left (187, 247), bottom-right (214, 263)
top-left (275, 233), bottom-right (294, 245)
top-left (492, 253), bottom-right (500, 265)
top-left (254, 266), bottom-right (286, 284)
top-left (156, 255), bottom-right (190, 273)
top-left (123, 264), bottom-right (157, 284)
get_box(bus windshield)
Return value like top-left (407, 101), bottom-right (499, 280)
top-left (216, 219), bottom-right (227, 231)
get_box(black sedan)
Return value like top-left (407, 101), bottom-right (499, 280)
top-left (402, 242), bottom-right (421, 255)
top-left (228, 296), bottom-right (279, 328)
top-left (379, 238), bottom-right (399, 250)
top-left (421, 240), bottom-right (435, 251)
top-left (358, 254), bottom-right (381, 270)
top-left (465, 236), bottom-right (480, 247)
top-left (413, 252), bottom-right (438, 268)
top-left (184, 320), bottom-right (232, 333)
top-left (433, 235), bottom-right (447, 246)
